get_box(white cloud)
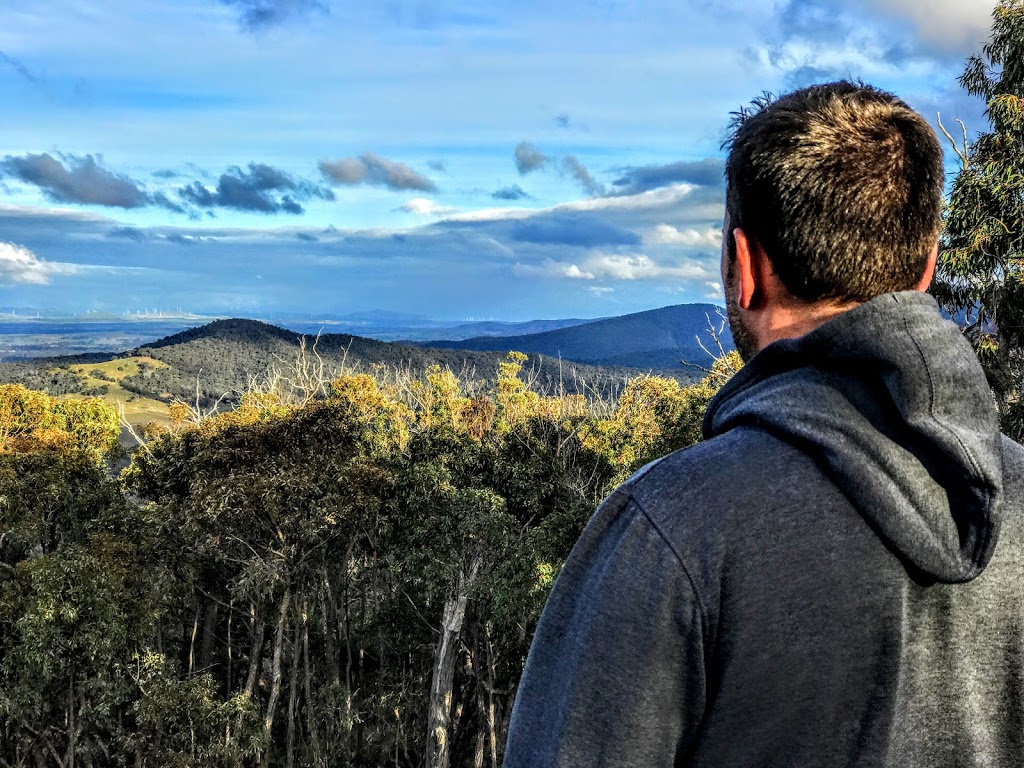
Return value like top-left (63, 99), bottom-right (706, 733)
top-left (448, 184), bottom-right (699, 223)
top-left (587, 253), bottom-right (712, 281)
top-left (514, 252), bottom-right (714, 282)
top-left (564, 184), bottom-right (699, 213)
top-left (648, 224), bottom-right (722, 247)
top-left (514, 260), bottom-right (595, 280)
top-left (0, 241), bottom-right (71, 285)
top-left (864, 0), bottom-right (995, 53)
top-left (399, 197), bottom-right (461, 217)
top-left (0, 202), bottom-right (111, 222)
top-left (765, 0), bottom-right (996, 72)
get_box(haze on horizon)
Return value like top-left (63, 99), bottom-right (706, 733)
top-left (0, 0), bottom-right (995, 322)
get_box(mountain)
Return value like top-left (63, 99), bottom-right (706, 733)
top-left (270, 315), bottom-right (598, 342)
top-left (404, 317), bottom-right (598, 341)
top-left (421, 304), bottom-right (733, 370)
top-left (0, 318), bottom-right (655, 423)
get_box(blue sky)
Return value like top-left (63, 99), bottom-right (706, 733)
top-left (0, 0), bottom-right (997, 320)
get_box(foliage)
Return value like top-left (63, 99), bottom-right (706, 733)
top-left (933, 0), bottom-right (1024, 438)
top-left (0, 452), bottom-right (171, 766)
top-left (0, 351), bottom-right (737, 767)
top-left (0, 384), bottom-right (121, 460)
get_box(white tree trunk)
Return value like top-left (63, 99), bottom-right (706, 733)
top-left (426, 553), bottom-right (482, 768)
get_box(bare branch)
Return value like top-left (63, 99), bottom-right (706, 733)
top-left (937, 113), bottom-right (970, 169)
top-left (116, 401), bottom-right (152, 456)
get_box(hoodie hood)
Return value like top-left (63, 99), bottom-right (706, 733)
top-left (704, 291), bottom-right (1004, 583)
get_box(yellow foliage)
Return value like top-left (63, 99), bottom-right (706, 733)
top-left (127, 348), bottom-right (743, 475)
top-left (411, 366), bottom-right (473, 431)
top-left (168, 402), bottom-right (192, 425)
top-left (494, 352), bottom-right (542, 431)
top-left (0, 384), bottom-right (120, 460)
top-left (330, 373), bottom-right (413, 452)
top-left (579, 353), bottom-right (742, 476)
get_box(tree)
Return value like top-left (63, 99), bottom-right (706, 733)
top-left (933, 0), bottom-right (1024, 439)
top-left (0, 393), bottom-right (167, 766)
top-left (1, 352), bottom-right (740, 767)
top-left (0, 384), bottom-right (121, 460)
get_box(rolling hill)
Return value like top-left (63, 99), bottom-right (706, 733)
top-left (423, 303), bottom-right (733, 370)
top-left (0, 318), bottom-right (658, 425)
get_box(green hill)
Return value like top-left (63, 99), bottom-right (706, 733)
top-left (0, 318), bottom-right (658, 423)
top-left (423, 303), bottom-right (733, 370)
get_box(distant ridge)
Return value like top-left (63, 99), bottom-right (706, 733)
top-left (91, 318), bottom-right (646, 404)
top-left (422, 303), bottom-right (734, 370)
top-left (144, 318), bottom-right (298, 347)
top-left (417, 317), bottom-right (597, 340)
top-left (0, 310), bottom-right (712, 416)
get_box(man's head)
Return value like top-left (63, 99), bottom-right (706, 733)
top-left (722, 81), bottom-right (944, 360)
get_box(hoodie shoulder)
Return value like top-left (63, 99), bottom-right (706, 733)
top-left (625, 425), bottom-right (864, 642)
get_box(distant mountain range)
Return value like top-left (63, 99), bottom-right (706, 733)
top-left (119, 318), bottom-right (638, 403)
top-left (0, 304), bottom-right (732, 425)
top-left (0, 307), bottom-right (600, 347)
top-left (0, 318), bottom-right (650, 422)
top-left (423, 304), bottom-right (733, 370)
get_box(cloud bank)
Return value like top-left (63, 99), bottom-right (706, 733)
top-left (613, 159), bottom-right (725, 195)
top-left (179, 162), bottom-right (333, 215)
top-left (0, 242), bottom-right (68, 285)
top-left (0, 180), bottom-right (726, 309)
top-left (2, 153), bottom-right (156, 209)
top-left (319, 153), bottom-right (437, 192)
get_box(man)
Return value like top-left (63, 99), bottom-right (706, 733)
top-left (502, 82), bottom-right (1024, 766)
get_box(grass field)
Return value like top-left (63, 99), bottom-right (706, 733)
top-left (64, 356), bottom-right (172, 426)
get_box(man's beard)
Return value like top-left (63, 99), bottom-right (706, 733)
top-left (725, 261), bottom-right (759, 363)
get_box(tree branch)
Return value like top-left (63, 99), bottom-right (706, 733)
top-left (937, 113), bottom-right (970, 169)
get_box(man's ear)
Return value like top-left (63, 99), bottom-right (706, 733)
top-left (732, 227), bottom-right (768, 310)
top-left (916, 243), bottom-right (939, 292)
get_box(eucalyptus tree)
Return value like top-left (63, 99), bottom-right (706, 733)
top-left (933, 0), bottom-right (1024, 437)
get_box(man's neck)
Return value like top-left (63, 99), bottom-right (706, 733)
top-left (754, 299), bottom-right (861, 350)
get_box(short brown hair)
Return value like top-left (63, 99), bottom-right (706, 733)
top-left (725, 81), bottom-right (944, 303)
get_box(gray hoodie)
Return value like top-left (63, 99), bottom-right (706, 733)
top-left (504, 292), bottom-right (1024, 767)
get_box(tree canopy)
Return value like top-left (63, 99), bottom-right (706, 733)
top-left (0, 353), bottom-right (739, 767)
top-left (934, 0), bottom-right (1024, 438)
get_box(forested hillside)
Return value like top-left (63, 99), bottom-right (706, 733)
top-left (423, 303), bottom-right (734, 369)
top-left (0, 319), bottom-right (658, 424)
top-left (0, 352), bottom-right (741, 767)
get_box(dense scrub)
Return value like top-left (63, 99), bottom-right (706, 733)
top-left (0, 353), bottom-right (739, 768)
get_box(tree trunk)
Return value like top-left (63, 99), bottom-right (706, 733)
top-left (261, 590), bottom-right (292, 768)
top-left (286, 598), bottom-right (301, 768)
top-left (426, 552), bottom-right (482, 768)
top-left (244, 606), bottom-right (265, 700)
top-left (485, 622), bottom-right (499, 768)
top-left (302, 593), bottom-right (323, 766)
top-left (474, 679), bottom-right (486, 768)
top-left (187, 603), bottom-right (201, 678)
top-left (240, 604), bottom-right (266, 740)
top-left (198, 600), bottom-right (220, 673)
top-left (65, 676), bottom-right (75, 768)
top-left (226, 599), bottom-right (234, 693)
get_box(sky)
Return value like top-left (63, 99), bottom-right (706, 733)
top-left (0, 0), bottom-right (999, 321)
